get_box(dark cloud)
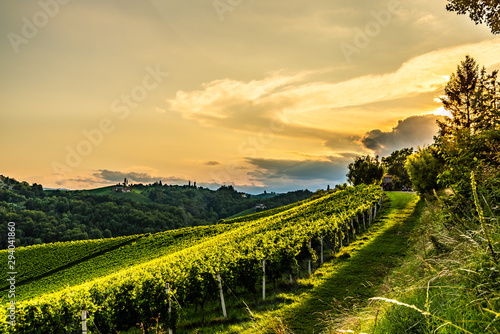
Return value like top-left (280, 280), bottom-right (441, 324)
top-left (93, 170), bottom-right (185, 184)
top-left (361, 114), bottom-right (442, 157)
top-left (246, 155), bottom-right (353, 182)
top-left (204, 161), bottom-right (221, 166)
top-left (324, 134), bottom-right (362, 151)
top-left (236, 155), bottom-right (358, 192)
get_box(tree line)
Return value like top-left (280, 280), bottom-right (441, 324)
top-left (0, 177), bottom-right (312, 248)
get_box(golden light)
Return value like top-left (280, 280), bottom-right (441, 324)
top-left (433, 107), bottom-right (452, 118)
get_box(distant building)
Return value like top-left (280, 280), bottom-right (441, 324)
top-left (112, 186), bottom-right (131, 193)
top-left (255, 203), bottom-right (267, 211)
top-left (382, 175), bottom-right (393, 191)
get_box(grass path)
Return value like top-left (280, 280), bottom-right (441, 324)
top-left (279, 192), bottom-right (421, 333)
top-left (220, 191), bottom-right (421, 334)
top-left (166, 192), bottom-right (421, 334)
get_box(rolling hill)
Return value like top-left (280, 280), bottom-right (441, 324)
top-left (0, 175), bottom-right (313, 248)
top-left (0, 184), bottom-right (383, 333)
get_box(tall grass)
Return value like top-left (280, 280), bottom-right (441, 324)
top-left (364, 175), bottom-right (500, 333)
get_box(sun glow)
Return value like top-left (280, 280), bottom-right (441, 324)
top-left (433, 106), bottom-right (452, 118)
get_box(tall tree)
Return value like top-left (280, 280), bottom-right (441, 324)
top-left (346, 155), bottom-right (384, 186)
top-left (446, 0), bottom-right (500, 34)
top-left (436, 56), bottom-right (500, 194)
top-left (438, 55), bottom-right (499, 136)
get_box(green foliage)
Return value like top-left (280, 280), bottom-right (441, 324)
top-left (405, 146), bottom-right (444, 195)
top-left (438, 55), bottom-right (499, 135)
top-left (435, 56), bottom-right (500, 196)
top-left (5, 225), bottom-right (236, 300)
top-left (437, 127), bottom-right (500, 196)
top-left (378, 56), bottom-right (500, 332)
top-left (0, 235), bottom-right (140, 290)
top-left (0, 176), bottom-right (312, 248)
top-left (446, 0), bottom-right (500, 34)
top-left (382, 148), bottom-right (413, 190)
top-left (0, 185), bottom-right (383, 333)
top-left (221, 193), bottom-right (317, 225)
top-left (371, 175), bottom-right (500, 334)
top-left (346, 155), bottom-right (385, 186)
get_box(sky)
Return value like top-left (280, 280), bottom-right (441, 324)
top-left (1, 0), bottom-right (499, 193)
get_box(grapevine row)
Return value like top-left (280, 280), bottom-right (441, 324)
top-left (0, 235), bottom-right (141, 289)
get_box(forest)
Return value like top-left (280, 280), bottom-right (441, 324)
top-left (0, 177), bottom-right (312, 248)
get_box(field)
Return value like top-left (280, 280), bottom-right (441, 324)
top-left (1, 185), bottom-right (385, 333)
top-left (174, 191), bottom-right (420, 333)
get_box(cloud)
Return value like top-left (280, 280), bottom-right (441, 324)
top-left (323, 134), bottom-right (363, 151)
top-left (246, 154), bottom-right (355, 182)
top-left (93, 169), bottom-right (186, 184)
top-left (155, 107), bottom-right (166, 114)
top-left (167, 39), bottom-right (500, 142)
top-left (361, 114), bottom-right (443, 157)
top-left (204, 160), bottom-right (221, 166)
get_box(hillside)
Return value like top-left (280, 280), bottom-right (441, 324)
top-left (0, 175), bottom-right (313, 248)
top-left (0, 184), bottom-right (383, 333)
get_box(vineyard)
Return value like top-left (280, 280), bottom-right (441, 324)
top-left (1, 224), bottom-right (240, 301)
top-left (0, 234), bottom-right (141, 290)
top-left (0, 185), bottom-right (383, 333)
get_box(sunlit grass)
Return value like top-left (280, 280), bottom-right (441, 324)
top-left (165, 192), bottom-right (419, 333)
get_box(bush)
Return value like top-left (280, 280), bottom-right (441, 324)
top-left (405, 146), bottom-right (444, 195)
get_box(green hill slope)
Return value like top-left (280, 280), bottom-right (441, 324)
top-left (0, 185), bottom-right (382, 333)
top-left (0, 175), bottom-right (313, 248)
top-left (82, 186), bottom-right (152, 203)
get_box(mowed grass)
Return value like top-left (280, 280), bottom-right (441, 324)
top-left (164, 192), bottom-right (420, 334)
top-left (263, 192), bottom-right (420, 334)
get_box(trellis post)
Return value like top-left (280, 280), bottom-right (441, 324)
top-left (262, 258), bottom-right (266, 301)
top-left (216, 272), bottom-right (227, 318)
top-left (81, 310), bottom-right (88, 334)
top-left (338, 226), bottom-right (343, 248)
top-left (166, 283), bottom-right (173, 334)
top-left (320, 236), bottom-right (324, 265)
top-left (308, 239), bottom-right (312, 276)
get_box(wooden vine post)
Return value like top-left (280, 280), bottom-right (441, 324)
top-left (287, 248), bottom-right (293, 283)
top-left (308, 240), bottom-right (312, 276)
top-left (166, 283), bottom-right (173, 334)
top-left (216, 272), bottom-right (227, 318)
top-left (338, 226), bottom-right (343, 248)
top-left (262, 258), bottom-right (266, 301)
top-left (320, 236), bottom-right (324, 265)
top-left (81, 310), bottom-right (88, 334)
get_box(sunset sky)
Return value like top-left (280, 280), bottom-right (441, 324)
top-left (1, 0), bottom-right (499, 193)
